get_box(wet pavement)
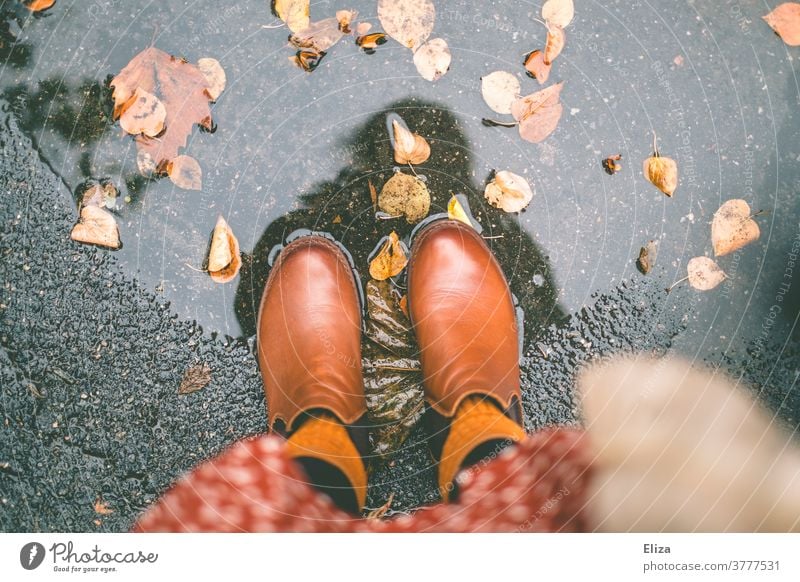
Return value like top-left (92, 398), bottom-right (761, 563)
top-left (1, 0), bottom-right (799, 531)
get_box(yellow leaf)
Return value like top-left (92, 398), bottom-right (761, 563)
top-left (207, 216), bottom-right (241, 283)
top-left (197, 58), bottom-right (227, 101)
top-left (712, 199), bottom-right (760, 257)
top-left (369, 231), bottom-right (408, 280)
top-left (272, 0), bottom-right (310, 33)
top-left (447, 195), bottom-right (472, 227)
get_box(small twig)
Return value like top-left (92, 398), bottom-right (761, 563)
top-left (652, 130), bottom-right (659, 156)
top-left (665, 275), bottom-right (689, 293)
top-left (750, 209), bottom-right (770, 218)
top-left (184, 263), bottom-right (207, 273)
top-left (482, 234), bottom-right (505, 240)
top-left (377, 213), bottom-right (403, 221)
top-left (407, 162), bottom-right (419, 177)
top-left (482, 118), bottom-right (518, 128)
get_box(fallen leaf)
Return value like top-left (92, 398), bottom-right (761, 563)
top-left (542, 0), bottom-right (575, 28)
top-left (377, 0), bottom-right (435, 50)
top-left (447, 194), bottom-right (472, 227)
top-left (390, 118), bottom-right (430, 165)
top-left (290, 16), bottom-right (348, 52)
top-left (398, 294), bottom-right (409, 317)
top-left (207, 216), bottom-right (241, 283)
top-left (179, 363), bottom-right (212, 395)
top-left (368, 180), bottom-right (378, 211)
top-left (602, 153), bottom-right (622, 175)
top-left (712, 199), bottom-right (760, 257)
top-left (369, 231), bottom-right (408, 280)
top-left (197, 58), bottom-right (227, 101)
top-left (94, 498), bottom-right (113, 515)
top-left (291, 49), bottom-right (327, 72)
top-left (367, 492), bottom-right (395, 519)
top-left (167, 155), bottom-right (203, 191)
top-left (636, 240), bottom-right (658, 274)
top-left (111, 48), bottom-right (215, 170)
top-left (272, 0), bottom-right (310, 33)
top-left (80, 181), bottom-right (119, 210)
top-left (511, 83), bottom-right (564, 143)
top-left (378, 172), bottom-right (431, 223)
top-left (643, 137), bottom-right (678, 197)
top-left (336, 10), bottom-right (357, 33)
top-left (413, 38), bottom-right (451, 81)
top-left (356, 32), bottom-right (388, 53)
top-left (332, 214), bottom-right (343, 224)
top-left (523, 50), bottom-right (551, 84)
top-left (544, 23), bottom-right (565, 64)
top-left (23, 0), bottom-right (55, 12)
top-left (763, 3), bottom-right (800, 46)
top-left (356, 22), bottom-right (373, 36)
top-left (118, 88), bottom-right (166, 138)
top-left (70, 205), bottom-right (121, 250)
top-left (484, 170), bottom-right (534, 213)
top-left (687, 256), bottom-right (726, 291)
top-left (481, 71), bottom-right (520, 115)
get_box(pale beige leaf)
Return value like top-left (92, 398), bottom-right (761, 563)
top-left (542, 0), bottom-right (575, 28)
top-left (391, 119), bottom-right (430, 165)
top-left (481, 71), bottom-right (520, 115)
top-left (643, 155), bottom-right (678, 197)
top-left (763, 3), bottom-right (800, 46)
top-left (544, 23), bottom-right (565, 64)
top-left (167, 155), bottom-right (203, 191)
top-left (377, 0), bottom-right (435, 50)
top-left (712, 199), bottom-right (761, 257)
top-left (272, 0), bottom-right (310, 33)
top-left (289, 17), bottom-right (346, 51)
top-left (511, 83), bottom-right (564, 143)
top-left (70, 206), bottom-right (121, 250)
top-left (336, 10), bottom-right (358, 34)
top-left (484, 170), bottom-right (534, 213)
top-left (119, 88), bottom-right (166, 138)
top-left (207, 216), bottom-right (241, 283)
top-left (356, 22), bottom-right (373, 36)
top-left (687, 257), bottom-right (726, 291)
top-left (197, 58), bottom-right (227, 101)
top-left (413, 38), bottom-right (450, 81)
top-left (523, 50), bottom-right (551, 84)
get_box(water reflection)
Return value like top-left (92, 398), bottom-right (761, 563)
top-left (236, 99), bottom-right (567, 345)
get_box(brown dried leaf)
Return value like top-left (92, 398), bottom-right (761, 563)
top-left (197, 58), bottom-right (227, 101)
top-left (336, 10), bottom-right (357, 33)
top-left (272, 0), bottom-right (310, 33)
top-left (118, 88), bottom-right (166, 138)
top-left (712, 199), bottom-right (760, 257)
top-left (636, 240), bottom-right (658, 275)
top-left (179, 363), bottom-right (212, 395)
top-left (511, 83), bottom-right (564, 143)
top-left (356, 32), bottom-right (388, 52)
top-left (484, 170), bottom-right (534, 213)
top-left (377, 0), bottom-right (435, 50)
top-left (544, 23), bottom-right (565, 64)
top-left (391, 119), bottom-right (430, 165)
top-left (70, 206), bottom-right (121, 250)
top-left (94, 498), bottom-right (113, 515)
top-left (687, 257), bottom-right (727, 291)
top-left (763, 3), bottom-right (800, 46)
top-left (602, 153), bottom-right (622, 175)
top-left (23, 0), bottom-right (55, 12)
top-left (378, 172), bottom-right (431, 224)
top-left (289, 17), bottom-right (346, 52)
top-left (413, 38), bottom-right (451, 81)
top-left (167, 155), bottom-right (203, 191)
top-left (643, 153), bottom-right (678, 197)
top-left (524, 50), bottom-right (551, 84)
top-left (111, 48), bottom-right (215, 169)
top-left (368, 179), bottom-right (378, 211)
top-left (481, 71), bottom-right (520, 115)
top-left (369, 231), bottom-right (408, 280)
top-left (207, 216), bottom-right (241, 283)
top-left (542, 0), bottom-right (574, 28)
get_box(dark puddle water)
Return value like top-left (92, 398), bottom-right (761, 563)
top-left (2, 0), bottom-right (799, 362)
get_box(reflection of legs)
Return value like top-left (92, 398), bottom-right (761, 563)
top-left (407, 220), bottom-right (527, 498)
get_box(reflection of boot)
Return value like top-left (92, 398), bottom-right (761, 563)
top-left (407, 220), bottom-right (526, 498)
top-left (257, 235), bottom-right (368, 512)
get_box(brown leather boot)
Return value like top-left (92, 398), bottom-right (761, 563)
top-left (407, 220), bottom-right (525, 495)
top-left (257, 235), bottom-right (368, 510)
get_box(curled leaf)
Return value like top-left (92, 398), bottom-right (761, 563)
top-left (643, 153), bottom-right (678, 197)
top-left (94, 498), bottom-right (114, 516)
top-left (378, 172), bottom-right (431, 224)
top-left (602, 153), bottom-right (622, 175)
top-left (271, 0), bottom-right (310, 33)
top-left (356, 22), bottom-right (373, 36)
top-left (197, 58), bottom-right (227, 101)
top-left (484, 170), bottom-right (534, 213)
top-left (23, 0), bottom-right (55, 12)
top-left (207, 216), bottom-right (241, 283)
top-left (712, 199), bottom-right (761, 257)
top-left (523, 50), bottom-right (551, 84)
top-left (119, 88), bottom-right (166, 138)
top-left (291, 49), bottom-right (327, 72)
top-left (167, 155), bottom-right (203, 191)
top-left (369, 231), bottom-right (408, 280)
top-left (70, 205), bottom-right (121, 250)
top-left (377, 0), bottom-right (435, 50)
top-left (356, 32), bottom-right (388, 53)
top-left (687, 256), bottom-right (726, 291)
top-left (336, 10), bottom-right (357, 33)
top-left (391, 118), bottom-right (430, 165)
top-left (481, 71), bottom-right (520, 115)
top-left (763, 3), bottom-right (800, 46)
top-left (511, 82), bottom-right (564, 143)
top-left (413, 38), bottom-right (451, 81)
top-left (636, 240), bottom-right (658, 275)
top-left (179, 363), bottom-right (212, 395)
top-left (541, 0), bottom-right (575, 28)
top-left (544, 23), bottom-right (565, 64)
top-left (447, 195), bottom-right (472, 227)
top-left (289, 17), bottom-right (346, 52)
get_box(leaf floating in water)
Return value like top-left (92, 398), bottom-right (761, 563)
top-left (167, 155), bottom-right (203, 191)
top-left (70, 205), bottom-right (121, 250)
top-left (541, 0), bottom-right (575, 28)
top-left (377, 0), bottom-right (435, 50)
top-left (763, 3), bottom-right (800, 46)
top-left (378, 172), bottom-right (431, 224)
top-left (643, 133), bottom-right (678, 196)
top-left (179, 363), bottom-right (212, 395)
top-left (356, 32), bottom-right (388, 53)
top-left (413, 38), bottom-right (451, 81)
top-left (369, 231), bottom-right (408, 281)
top-left (390, 118), bottom-right (430, 165)
top-left (602, 153), bottom-right (622, 175)
top-left (636, 240), bottom-right (658, 275)
top-left (523, 50), bottom-right (551, 84)
top-left (543, 22), bottom-right (566, 64)
top-left (336, 9), bottom-right (357, 33)
top-left (447, 194), bottom-right (472, 227)
top-left (118, 88), bottom-right (166, 138)
top-left (291, 49), bottom-right (327, 72)
top-left (271, 0), bottom-right (310, 33)
top-left (197, 58), bottom-right (227, 101)
top-left (207, 216), bottom-right (241, 283)
top-left (712, 199), bottom-right (761, 257)
top-left (481, 71), bottom-right (520, 115)
top-left (485, 171), bottom-right (534, 213)
top-left (23, 0), bottom-right (56, 12)
top-left (667, 257), bottom-right (727, 292)
top-left (511, 82), bottom-right (564, 143)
